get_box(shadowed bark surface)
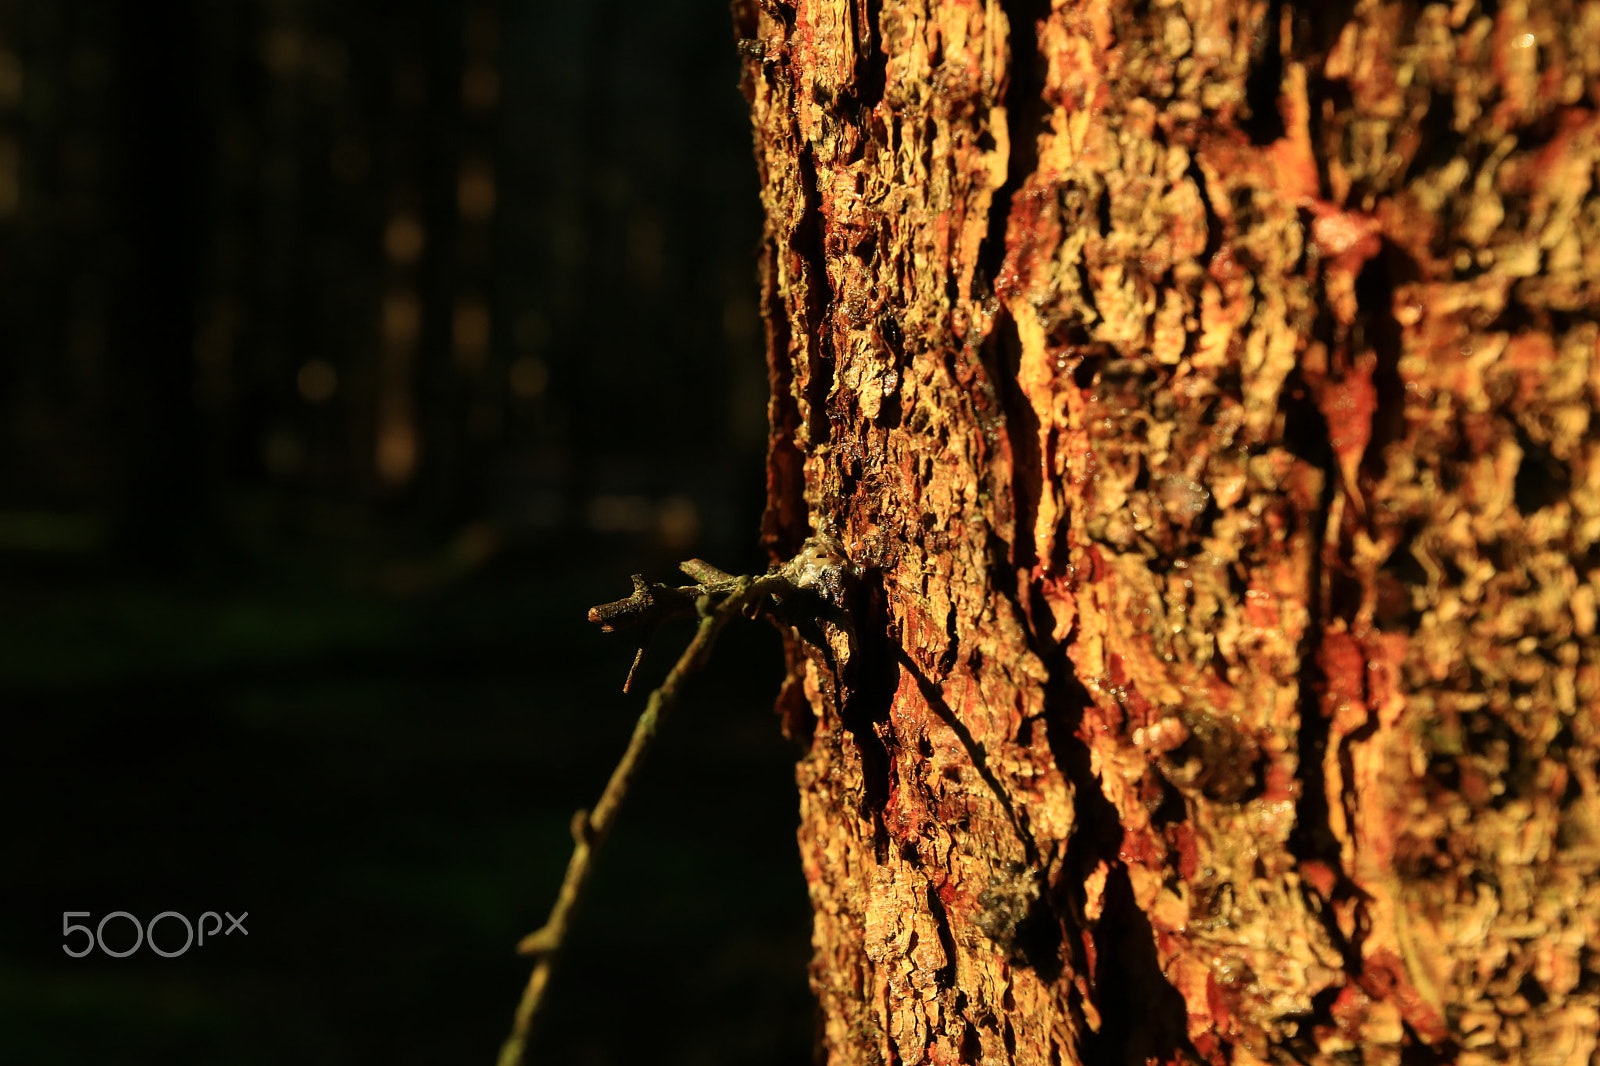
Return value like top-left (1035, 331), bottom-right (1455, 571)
top-left (737, 0), bottom-right (1600, 1063)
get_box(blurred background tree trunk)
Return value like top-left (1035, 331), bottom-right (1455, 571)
top-left (738, 0), bottom-right (1600, 1062)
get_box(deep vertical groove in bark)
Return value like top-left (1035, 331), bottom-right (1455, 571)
top-left (1241, 0), bottom-right (1287, 147)
top-left (761, 231), bottom-right (811, 557)
top-left (1092, 865), bottom-right (1199, 1065)
top-left (982, 0), bottom-right (1048, 290)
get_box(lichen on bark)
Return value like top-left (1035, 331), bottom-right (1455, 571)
top-left (736, 1), bottom-right (1600, 1063)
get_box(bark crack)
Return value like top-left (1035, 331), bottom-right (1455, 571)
top-left (980, 0), bottom-right (1050, 291)
top-left (895, 646), bottom-right (1037, 867)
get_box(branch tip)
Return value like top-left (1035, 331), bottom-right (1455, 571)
top-left (622, 645), bottom-right (647, 692)
top-left (516, 926), bottom-right (556, 956)
top-left (569, 809), bottom-right (593, 846)
top-left (680, 558), bottom-right (736, 583)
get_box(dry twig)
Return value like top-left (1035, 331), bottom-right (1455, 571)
top-left (496, 561), bottom-right (805, 1066)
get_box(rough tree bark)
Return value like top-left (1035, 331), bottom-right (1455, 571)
top-left (735, 0), bottom-right (1600, 1063)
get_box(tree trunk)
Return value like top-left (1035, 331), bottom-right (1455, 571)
top-left (736, 0), bottom-right (1600, 1063)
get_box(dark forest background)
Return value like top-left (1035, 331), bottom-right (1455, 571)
top-left (0, 1), bottom-right (814, 1062)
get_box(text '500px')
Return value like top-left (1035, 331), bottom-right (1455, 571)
top-left (63, 911), bottom-right (248, 958)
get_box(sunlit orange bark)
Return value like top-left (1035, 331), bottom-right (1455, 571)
top-left (738, 1), bottom-right (1600, 1062)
